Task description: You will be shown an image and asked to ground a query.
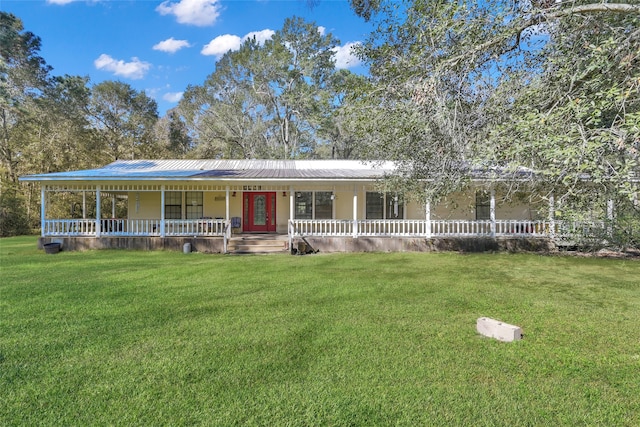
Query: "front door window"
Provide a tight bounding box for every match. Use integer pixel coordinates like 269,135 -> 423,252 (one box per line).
253,195 -> 267,226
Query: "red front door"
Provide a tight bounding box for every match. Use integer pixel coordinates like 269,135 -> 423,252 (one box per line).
243,192 -> 276,233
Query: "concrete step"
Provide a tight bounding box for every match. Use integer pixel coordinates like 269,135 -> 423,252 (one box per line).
227,236 -> 288,254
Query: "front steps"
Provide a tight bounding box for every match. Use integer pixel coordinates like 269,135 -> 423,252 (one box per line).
227,235 -> 289,254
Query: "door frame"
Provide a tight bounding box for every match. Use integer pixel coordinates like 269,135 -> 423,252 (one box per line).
243,192 -> 277,233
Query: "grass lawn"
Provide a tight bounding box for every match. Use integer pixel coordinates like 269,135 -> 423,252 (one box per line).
1,236 -> 639,426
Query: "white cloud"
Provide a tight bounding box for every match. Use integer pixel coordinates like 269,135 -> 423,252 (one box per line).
201,34 -> 242,58
244,29 -> 275,45
332,42 -> 362,69
94,54 -> 151,79
156,0 -> 221,27
163,92 -> 184,103
201,29 -> 274,59
46,0 -> 77,4
317,26 -> 326,36
153,37 -> 191,53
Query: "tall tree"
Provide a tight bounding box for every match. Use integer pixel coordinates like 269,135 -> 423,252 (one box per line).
179,17 -> 352,159
0,12 -> 52,185
153,109 -> 193,158
87,81 -> 160,162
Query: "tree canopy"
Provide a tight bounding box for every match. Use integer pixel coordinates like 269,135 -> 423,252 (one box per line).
177,16 -> 363,159
349,0 -> 639,210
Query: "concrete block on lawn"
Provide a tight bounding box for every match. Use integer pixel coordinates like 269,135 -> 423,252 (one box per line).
477,317 -> 522,342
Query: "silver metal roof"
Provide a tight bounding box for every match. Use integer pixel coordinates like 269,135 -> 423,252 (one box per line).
19,159 -> 396,182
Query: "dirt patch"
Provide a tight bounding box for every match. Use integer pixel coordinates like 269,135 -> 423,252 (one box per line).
557,247 -> 640,260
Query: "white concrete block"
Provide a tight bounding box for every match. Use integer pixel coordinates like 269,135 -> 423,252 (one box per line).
477,317 -> 522,342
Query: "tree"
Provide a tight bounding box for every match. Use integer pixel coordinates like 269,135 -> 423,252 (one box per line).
0,12 -> 52,186
179,17 -> 353,159
0,12 -> 53,235
486,8 -> 640,205
349,1 -> 640,209
153,109 -> 193,158
87,81 -> 160,162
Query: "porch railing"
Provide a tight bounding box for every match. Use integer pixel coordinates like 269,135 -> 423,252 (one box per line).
43,218 -> 228,237
288,219 -> 578,240
43,218 -> 608,243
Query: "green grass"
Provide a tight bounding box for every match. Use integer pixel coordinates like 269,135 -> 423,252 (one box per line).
1,236 -> 639,426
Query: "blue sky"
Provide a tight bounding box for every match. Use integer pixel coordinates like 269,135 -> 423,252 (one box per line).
4,0 -> 374,115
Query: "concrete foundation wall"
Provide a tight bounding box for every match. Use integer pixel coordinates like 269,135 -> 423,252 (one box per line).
39,236 -> 555,254
300,236 -> 555,253
39,237 -> 225,253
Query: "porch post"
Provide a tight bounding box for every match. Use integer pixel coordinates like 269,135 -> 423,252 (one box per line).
40,185 -> 46,237
425,199 -> 432,239
352,186 -> 358,238
549,193 -> 555,239
289,186 -> 294,220
225,186 -> 230,220
490,188 -> 496,237
96,185 -> 101,237
82,191 -> 86,219
607,198 -> 614,237
160,185 -> 166,238
112,195 -> 116,218
289,186 -> 295,250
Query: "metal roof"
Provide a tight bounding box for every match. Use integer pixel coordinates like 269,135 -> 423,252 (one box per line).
19,159 -> 396,182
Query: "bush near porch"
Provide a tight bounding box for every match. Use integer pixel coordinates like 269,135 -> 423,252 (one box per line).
1,236 -> 639,426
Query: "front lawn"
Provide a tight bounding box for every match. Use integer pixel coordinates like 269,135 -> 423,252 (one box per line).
1,236 -> 639,425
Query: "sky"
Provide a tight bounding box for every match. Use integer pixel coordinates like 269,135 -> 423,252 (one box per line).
3,0 -> 374,116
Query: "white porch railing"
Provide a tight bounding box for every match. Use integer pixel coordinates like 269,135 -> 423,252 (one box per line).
292,219 -> 354,236
43,218 -> 228,237
164,219 -> 227,237
44,218 -> 607,243
357,219 -> 429,236
289,219 -> 565,239
43,219 -> 97,236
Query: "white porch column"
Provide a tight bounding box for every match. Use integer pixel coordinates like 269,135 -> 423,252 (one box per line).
96,185 -> 101,237
225,186 -> 230,220
352,186 -> 358,238
160,185 -> 166,238
82,191 -> 86,219
490,188 -> 496,237
549,193 -> 555,238
41,185 -> 46,237
289,187 -> 295,248
289,186 -> 295,220
425,199 -> 432,238
607,198 -> 615,237
111,195 -> 116,218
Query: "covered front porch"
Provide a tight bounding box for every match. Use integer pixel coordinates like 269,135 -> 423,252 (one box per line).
37,182 -> 597,253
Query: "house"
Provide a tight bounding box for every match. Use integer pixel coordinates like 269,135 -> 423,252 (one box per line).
19,159 -> 563,253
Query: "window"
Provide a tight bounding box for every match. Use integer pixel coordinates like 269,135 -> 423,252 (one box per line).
185,191 -> 203,219
295,191 -> 334,219
366,192 -> 384,219
476,191 -> 491,220
164,191 -> 182,219
295,192 -> 313,219
314,192 -> 333,219
366,192 -> 403,219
